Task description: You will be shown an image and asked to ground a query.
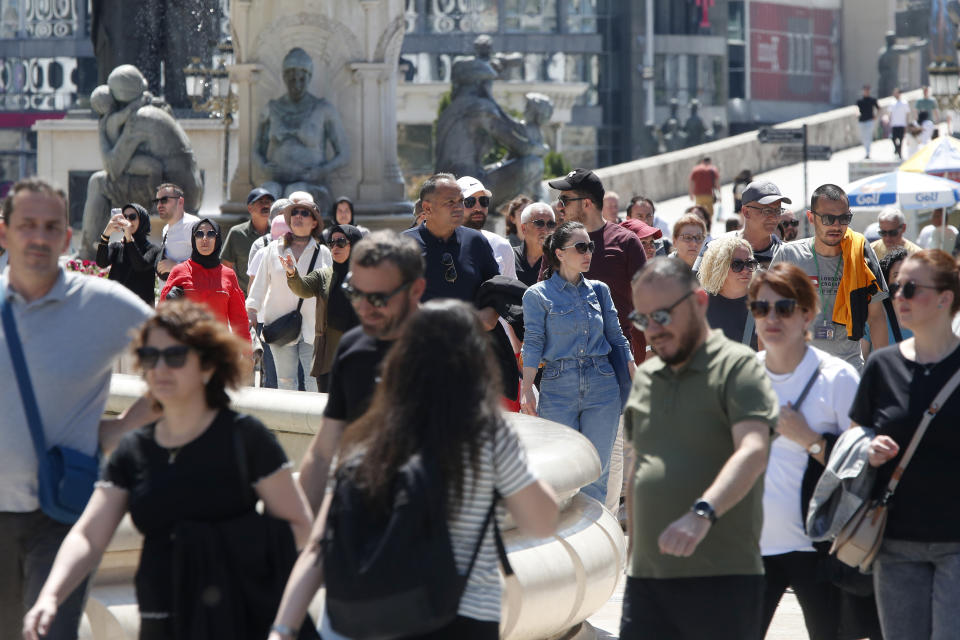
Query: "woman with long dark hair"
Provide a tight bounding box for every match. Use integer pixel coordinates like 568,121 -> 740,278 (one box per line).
268,300 -> 558,640
520,221 -> 633,503
95,202 -> 161,305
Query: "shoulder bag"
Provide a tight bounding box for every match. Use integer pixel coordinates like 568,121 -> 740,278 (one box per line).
589,281 -> 632,411
1,283 -> 99,524
262,244 -> 320,346
830,365 -> 960,572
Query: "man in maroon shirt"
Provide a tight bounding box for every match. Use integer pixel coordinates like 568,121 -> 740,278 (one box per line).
689,156 -> 720,217
547,168 -> 647,362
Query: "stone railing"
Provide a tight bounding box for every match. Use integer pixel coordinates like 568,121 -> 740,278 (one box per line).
84,376 -> 626,640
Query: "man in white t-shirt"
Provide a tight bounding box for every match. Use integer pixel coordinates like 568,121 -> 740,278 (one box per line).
887,87 -> 912,159
153,182 -> 199,281
916,207 -> 959,251
456,176 -> 517,280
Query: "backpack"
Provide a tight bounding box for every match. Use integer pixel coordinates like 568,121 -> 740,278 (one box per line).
321,450 -> 512,639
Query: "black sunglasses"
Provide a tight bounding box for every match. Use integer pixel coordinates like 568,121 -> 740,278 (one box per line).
878,228 -> 902,237
194,229 -> 217,239
290,208 -> 314,218
151,195 -> 179,206
440,252 -> 458,283
779,220 -> 799,228
463,195 -> 490,208
563,241 -> 596,254
557,195 -> 588,208
136,345 -> 190,369
529,219 -> 557,229
341,279 -> 413,308
730,258 -> 759,273
812,211 -> 853,226
328,237 -> 351,248
628,290 -> 694,331
123,211 -> 138,221
749,298 -> 798,319
889,280 -> 940,299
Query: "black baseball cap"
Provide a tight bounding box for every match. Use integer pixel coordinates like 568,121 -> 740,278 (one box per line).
246,187 -> 276,206
548,168 -> 605,205
741,180 -> 792,206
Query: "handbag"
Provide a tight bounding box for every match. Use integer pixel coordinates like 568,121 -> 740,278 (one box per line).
589,281 -> 632,411
1,283 -> 99,525
830,365 -> 960,572
262,244 -> 320,346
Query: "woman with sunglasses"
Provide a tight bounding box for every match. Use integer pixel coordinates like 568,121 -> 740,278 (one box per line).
247,195 -> 332,391
851,249 -> 960,640
159,218 -> 250,342
23,301 -> 312,640
95,202 -> 161,306
698,235 -> 759,350
520,221 -> 633,503
747,263 -> 863,640
283,224 -> 363,392
671,213 -> 708,268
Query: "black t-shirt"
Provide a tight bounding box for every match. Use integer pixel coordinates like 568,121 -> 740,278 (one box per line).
856,96 -> 879,122
101,409 -> 288,613
513,244 -> 542,288
849,343 -> 960,541
706,293 -> 758,350
323,325 -> 393,422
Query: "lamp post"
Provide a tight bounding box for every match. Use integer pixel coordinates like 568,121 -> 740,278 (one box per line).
183,37 -> 239,201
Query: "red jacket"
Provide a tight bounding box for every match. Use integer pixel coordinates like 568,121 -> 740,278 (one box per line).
159,260 -> 251,342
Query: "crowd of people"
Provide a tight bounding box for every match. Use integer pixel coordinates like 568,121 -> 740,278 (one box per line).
2,163 -> 960,640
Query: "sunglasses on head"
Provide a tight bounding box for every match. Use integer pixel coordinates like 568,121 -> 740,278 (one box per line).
889,280 -> 940,299
290,208 -> 314,218
628,290 -> 694,331
440,252 -> 458,283
748,298 -> 798,319
563,241 -> 595,254
463,195 -> 490,208
151,195 -> 179,206
730,258 -> 759,273
878,228 -> 901,237
136,345 -> 190,369
341,279 -> 413,308
194,229 -> 217,239
812,211 -> 853,226
328,237 -> 351,248
529,219 -> 557,229
779,220 -> 799,228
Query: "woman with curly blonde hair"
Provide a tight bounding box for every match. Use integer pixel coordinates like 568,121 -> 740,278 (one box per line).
698,235 -> 759,349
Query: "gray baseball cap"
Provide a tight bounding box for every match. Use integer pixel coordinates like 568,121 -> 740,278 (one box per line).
742,180 -> 792,206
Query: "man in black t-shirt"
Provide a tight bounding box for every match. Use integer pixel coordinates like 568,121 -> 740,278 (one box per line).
297,231 -> 426,512
856,84 -> 880,159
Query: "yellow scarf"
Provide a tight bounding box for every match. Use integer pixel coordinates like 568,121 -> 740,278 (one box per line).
833,228 -> 878,337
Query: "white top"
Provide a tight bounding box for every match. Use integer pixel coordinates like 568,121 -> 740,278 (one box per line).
654,215 -> 672,239
247,234 -> 271,274
160,212 -> 200,263
757,346 -> 860,556
245,237 -> 331,345
481,229 -> 517,280
917,224 -> 959,250
888,98 -> 911,127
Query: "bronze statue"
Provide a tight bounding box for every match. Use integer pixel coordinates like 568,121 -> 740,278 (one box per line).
253,48 -> 350,215
79,65 -> 202,259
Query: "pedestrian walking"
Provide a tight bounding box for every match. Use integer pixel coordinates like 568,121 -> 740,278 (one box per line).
95,203 -> 161,306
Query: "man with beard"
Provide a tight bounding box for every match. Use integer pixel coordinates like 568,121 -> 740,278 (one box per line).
771,183 -> 888,371
621,257 -> 776,640
153,182 -> 199,281
220,187 -> 275,292
295,231 -> 426,511
457,176 -> 517,279
777,209 -> 800,242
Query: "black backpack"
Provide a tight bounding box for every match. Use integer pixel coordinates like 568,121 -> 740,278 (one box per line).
321,451 -> 512,639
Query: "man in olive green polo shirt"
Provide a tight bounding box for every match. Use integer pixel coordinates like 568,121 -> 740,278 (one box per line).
622,257 -> 777,640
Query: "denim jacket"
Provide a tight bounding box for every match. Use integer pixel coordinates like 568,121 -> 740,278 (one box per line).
521,271 -> 631,369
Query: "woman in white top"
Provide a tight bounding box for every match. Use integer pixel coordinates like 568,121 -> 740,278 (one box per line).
749,263 -> 861,640
246,193 -> 331,391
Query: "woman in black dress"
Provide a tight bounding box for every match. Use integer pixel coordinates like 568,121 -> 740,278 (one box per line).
24,301 -> 312,640
95,202 -> 161,305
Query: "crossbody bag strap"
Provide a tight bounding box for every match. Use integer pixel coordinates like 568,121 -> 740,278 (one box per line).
792,362 -> 821,412
292,244 -> 321,314
0,285 -> 49,461
741,310 -> 755,346
588,280 -> 613,350
463,491 -> 514,581
883,365 -> 960,500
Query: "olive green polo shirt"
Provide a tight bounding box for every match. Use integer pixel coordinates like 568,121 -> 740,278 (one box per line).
624,330 -> 778,579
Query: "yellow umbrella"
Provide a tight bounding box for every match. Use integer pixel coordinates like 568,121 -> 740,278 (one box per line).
900,136 -> 960,175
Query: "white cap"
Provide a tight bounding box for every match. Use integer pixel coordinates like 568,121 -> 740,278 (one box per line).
456,176 -> 492,198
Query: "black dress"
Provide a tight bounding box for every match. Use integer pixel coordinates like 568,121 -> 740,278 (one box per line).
95,203 -> 161,306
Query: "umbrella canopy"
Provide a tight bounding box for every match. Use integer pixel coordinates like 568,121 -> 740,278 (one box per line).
900,137 -> 960,174
846,171 -> 960,210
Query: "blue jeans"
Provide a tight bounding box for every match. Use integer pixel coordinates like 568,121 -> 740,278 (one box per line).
538,356 -> 620,503
255,323 -> 278,388
273,338 -> 317,392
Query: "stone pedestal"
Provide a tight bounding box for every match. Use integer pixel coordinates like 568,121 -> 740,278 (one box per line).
227,0 -> 409,220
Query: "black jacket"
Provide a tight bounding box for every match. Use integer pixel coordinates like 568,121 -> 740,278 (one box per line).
94,203 -> 160,305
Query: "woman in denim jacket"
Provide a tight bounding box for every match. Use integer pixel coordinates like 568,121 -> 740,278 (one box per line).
520,221 -> 633,502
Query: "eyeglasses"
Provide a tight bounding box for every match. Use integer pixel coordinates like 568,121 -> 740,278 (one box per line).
557,196 -> 588,208
878,228 -> 902,237
463,195 -> 490,208
529,219 -> 557,229
628,290 -> 694,331
123,211 -> 138,221
136,345 -> 190,369
812,211 -> 853,226
328,237 -> 351,248
779,220 -> 799,228
152,195 -> 179,206
677,233 -> 704,244
441,252 -> 458,283
730,258 -> 759,273
746,205 -> 786,218
889,280 -> 941,299
748,298 -> 798,319
563,241 -> 595,254
341,279 -> 413,308
290,208 -> 313,218
193,229 -> 217,240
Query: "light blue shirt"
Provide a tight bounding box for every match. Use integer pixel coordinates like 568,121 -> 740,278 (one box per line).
521,271 -> 631,367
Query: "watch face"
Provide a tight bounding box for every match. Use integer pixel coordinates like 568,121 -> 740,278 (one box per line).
808,442 -> 822,455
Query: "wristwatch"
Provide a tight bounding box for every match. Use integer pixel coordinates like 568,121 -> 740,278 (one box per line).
691,499 -> 717,524
807,437 -> 825,456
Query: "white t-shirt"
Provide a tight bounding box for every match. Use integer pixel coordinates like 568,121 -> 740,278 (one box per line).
481,229 -> 517,280
916,224 -> 959,250
888,98 -> 911,127
757,346 -> 860,556
161,212 -> 200,263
